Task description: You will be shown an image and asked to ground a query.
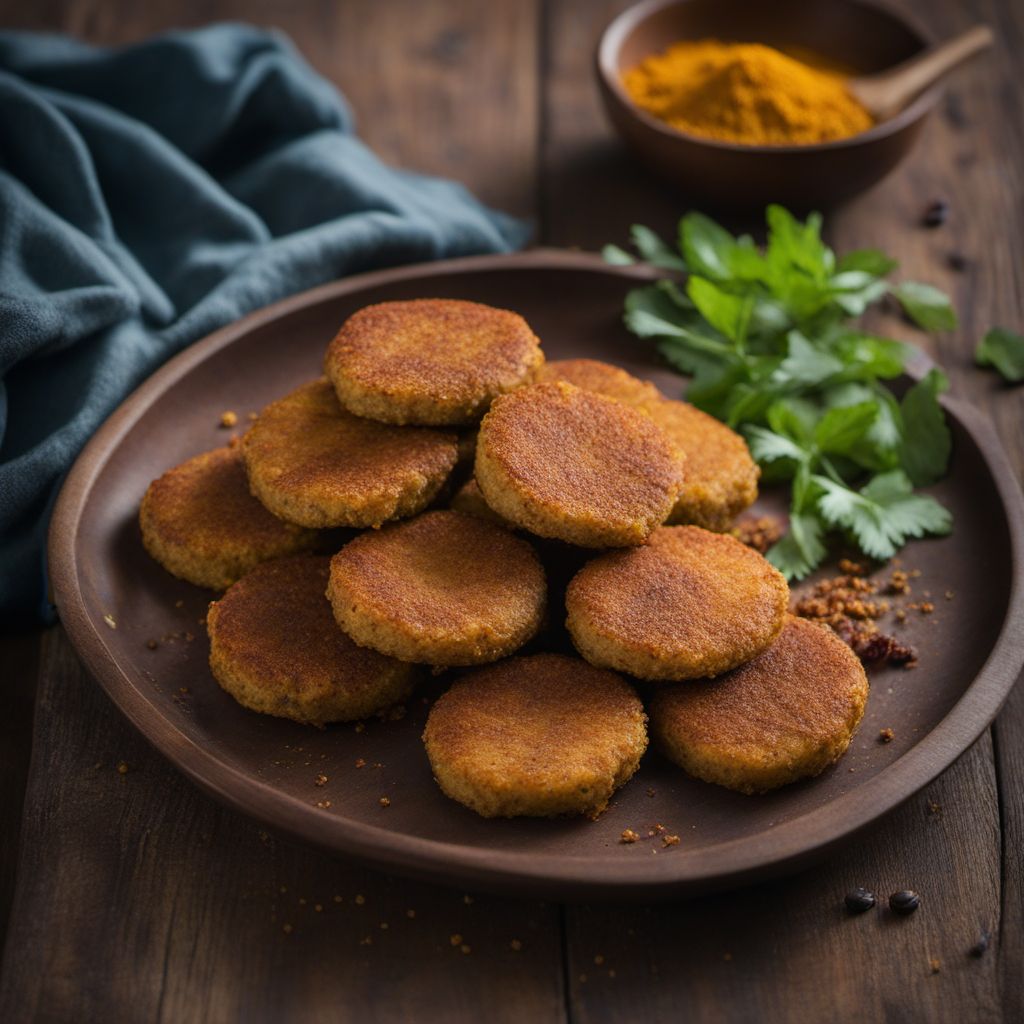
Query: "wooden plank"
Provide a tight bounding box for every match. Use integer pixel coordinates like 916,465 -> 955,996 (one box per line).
0,629 -> 566,1024
0,633 -> 39,953
541,0 -> 1016,1019
0,0 -> 539,217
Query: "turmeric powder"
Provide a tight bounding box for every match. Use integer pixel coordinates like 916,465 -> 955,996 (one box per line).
622,40 -> 873,146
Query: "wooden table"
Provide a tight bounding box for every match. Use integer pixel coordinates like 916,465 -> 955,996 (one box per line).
1,1 -> 1021,1020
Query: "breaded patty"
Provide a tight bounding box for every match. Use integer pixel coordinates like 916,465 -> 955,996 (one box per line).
646,400 -> 759,530
538,358 -> 662,406
449,477 -> 510,526
325,299 -> 544,425
207,556 -> 417,725
541,359 -> 758,530
140,446 -> 317,590
649,616 -> 869,793
566,525 -> 789,680
475,381 -> 686,547
242,379 -> 458,529
422,653 -> 647,818
327,510 -> 546,666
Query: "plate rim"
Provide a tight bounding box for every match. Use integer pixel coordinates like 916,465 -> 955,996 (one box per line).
48,249 -> 1024,899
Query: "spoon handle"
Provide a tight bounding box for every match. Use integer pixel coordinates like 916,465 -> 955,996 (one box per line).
853,24 -> 994,120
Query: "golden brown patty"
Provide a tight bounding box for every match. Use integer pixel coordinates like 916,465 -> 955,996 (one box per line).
541,359 -> 758,530
242,379 -> 458,529
140,446 -> 317,590
207,556 -> 417,725
649,616 -> 869,793
324,299 -> 545,425
566,525 -> 789,680
327,510 -> 546,666
475,381 -> 686,547
422,653 -> 647,818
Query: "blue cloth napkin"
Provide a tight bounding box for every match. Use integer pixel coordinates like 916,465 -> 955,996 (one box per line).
0,24 -> 529,627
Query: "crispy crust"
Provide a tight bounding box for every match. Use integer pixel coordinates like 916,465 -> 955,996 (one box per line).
540,358 -> 757,531
422,653 -> 647,818
475,381 -> 686,547
324,299 -> 545,425
327,510 -> 546,666
242,379 -> 458,529
140,446 -> 317,590
566,525 -> 789,680
207,556 -> 417,725
649,616 -> 869,794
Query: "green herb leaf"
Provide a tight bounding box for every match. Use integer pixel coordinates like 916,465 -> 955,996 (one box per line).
976,327 -> 1024,382
836,249 -> 898,277
894,281 -> 958,332
679,212 -> 740,280
601,244 -> 635,266
899,369 -> 951,486
766,512 -> 826,580
630,225 -> 688,271
744,425 -> 808,466
687,276 -> 751,343
814,470 -> 952,560
766,205 -> 835,280
772,331 -> 844,387
814,402 -> 878,455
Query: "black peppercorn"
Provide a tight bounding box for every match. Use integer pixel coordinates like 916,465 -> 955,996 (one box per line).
947,251 -> 969,272
844,887 -> 876,913
889,890 -> 921,915
922,200 -> 949,228
969,929 -> 991,957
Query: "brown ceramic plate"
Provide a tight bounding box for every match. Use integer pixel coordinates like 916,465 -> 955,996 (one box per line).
49,251 -> 1024,900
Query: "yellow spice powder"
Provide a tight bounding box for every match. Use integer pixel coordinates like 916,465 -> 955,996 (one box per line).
622,40 -> 873,146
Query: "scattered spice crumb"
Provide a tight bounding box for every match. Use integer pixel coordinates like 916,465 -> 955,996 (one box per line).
174,599 -> 184,608
354,722 -> 365,733
103,614 -> 117,630
662,834 -> 681,847
117,761 -> 129,775
220,410 -> 238,428
731,514 -> 784,554
927,800 -> 943,818
379,796 -> 391,808
359,936 -> 373,946
333,895 -> 343,904
620,829 -> 640,844
314,904 -> 323,912
460,944 -> 471,955
145,639 -> 159,650
879,728 -> 895,744
282,923 -> 293,935
510,939 -> 523,951
406,909 -> 416,919
298,897 -> 307,906
355,758 -> 367,768
929,957 -> 941,974
450,934 -> 463,946
355,894 -> 365,905
608,969 -> 617,979
315,799 -> 331,809
594,954 -> 605,965
380,922 -> 389,930
314,774 -> 328,787
646,788 -> 656,798
945,590 -> 955,601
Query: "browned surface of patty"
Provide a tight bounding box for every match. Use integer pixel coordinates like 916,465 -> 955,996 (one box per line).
541,359 -> 757,530
140,446 -> 317,590
324,299 -> 545,425
566,525 -> 789,680
475,381 -> 686,547
207,556 -> 417,725
422,653 -> 648,818
242,379 -> 458,528
327,510 -> 546,666
649,616 -> 869,793
538,358 -> 661,406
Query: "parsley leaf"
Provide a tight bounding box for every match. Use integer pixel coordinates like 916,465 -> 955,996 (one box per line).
900,369 -> 951,486
976,327 -> 1024,382
767,512 -> 826,580
894,281 -> 958,331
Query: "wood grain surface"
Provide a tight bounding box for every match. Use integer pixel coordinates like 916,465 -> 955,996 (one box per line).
0,0 -> 1021,1021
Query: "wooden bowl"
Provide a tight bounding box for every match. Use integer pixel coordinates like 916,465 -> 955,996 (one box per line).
596,0 -> 940,210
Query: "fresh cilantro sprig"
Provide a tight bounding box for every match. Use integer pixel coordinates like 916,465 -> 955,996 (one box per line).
976,327 -> 1024,382
605,205 -> 956,580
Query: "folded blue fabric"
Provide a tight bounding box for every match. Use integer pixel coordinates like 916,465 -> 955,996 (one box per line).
0,24 -> 529,627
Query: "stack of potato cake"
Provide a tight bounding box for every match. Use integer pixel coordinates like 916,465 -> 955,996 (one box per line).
141,299 -> 868,819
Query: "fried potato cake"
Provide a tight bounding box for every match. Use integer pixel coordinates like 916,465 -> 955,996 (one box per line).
327,510 -> 546,666
422,653 -> 647,818
540,358 -> 758,531
207,556 -> 416,726
140,446 -> 317,590
649,616 -> 869,793
475,381 -> 686,547
566,525 -> 789,680
325,299 -> 544,425
242,379 -> 458,529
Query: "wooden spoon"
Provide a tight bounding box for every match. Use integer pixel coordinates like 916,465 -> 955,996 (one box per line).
849,25 -> 994,121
